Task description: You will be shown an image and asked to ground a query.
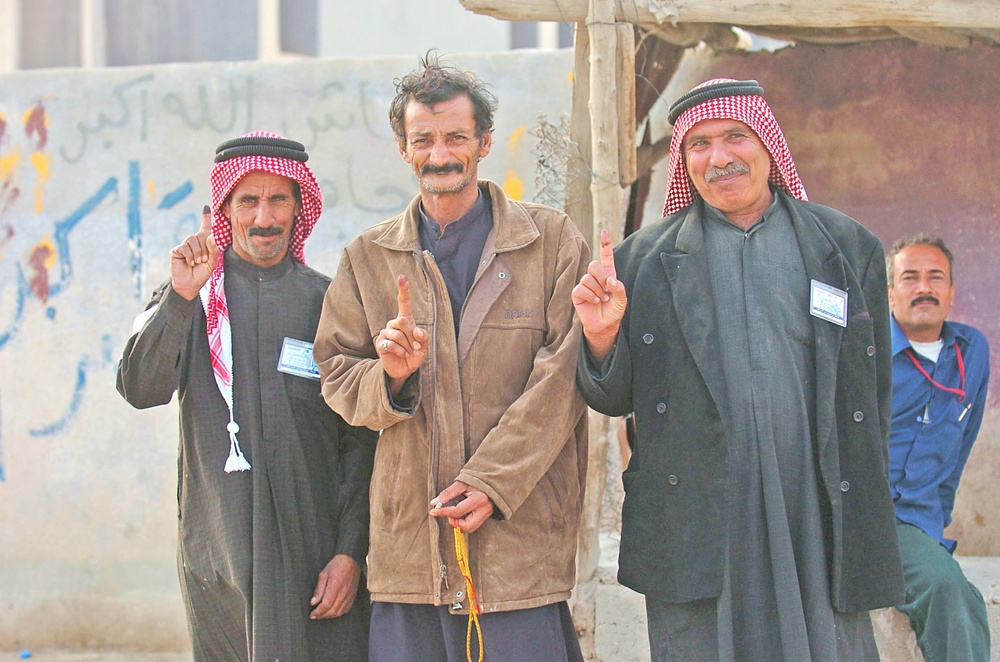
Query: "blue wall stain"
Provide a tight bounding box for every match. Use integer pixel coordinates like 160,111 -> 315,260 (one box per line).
128,161 -> 142,299
0,267 -> 28,350
51,177 -> 119,295
159,181 -> 193,210
46,307 -> 56,320
29,359 -> 87,437
1,179 -> 119,351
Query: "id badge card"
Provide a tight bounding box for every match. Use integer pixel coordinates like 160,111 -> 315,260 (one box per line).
809,279 -> 848,327
277,337 -> 321,380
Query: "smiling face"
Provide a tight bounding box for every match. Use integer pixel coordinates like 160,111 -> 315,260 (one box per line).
223,171 -> 301,268
889,243 -> 955,342
683,117 -> 773,227
397,94 -> 492,197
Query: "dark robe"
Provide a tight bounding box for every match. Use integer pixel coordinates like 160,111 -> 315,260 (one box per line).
117,248 -> 375,661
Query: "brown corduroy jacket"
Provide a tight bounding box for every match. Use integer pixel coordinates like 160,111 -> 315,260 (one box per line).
314,180 -> 589,613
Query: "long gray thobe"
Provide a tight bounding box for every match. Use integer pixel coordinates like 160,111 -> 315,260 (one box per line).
700,195 -> 878,661
117,248 -> 375,661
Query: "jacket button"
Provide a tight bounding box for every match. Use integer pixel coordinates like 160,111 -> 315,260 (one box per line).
643,333 -> 654,344
667,475 -> 679,486
866,345 -> 875,356
853,410 -> 864,422
840,481 -> 850,492
656,402 -> 666,414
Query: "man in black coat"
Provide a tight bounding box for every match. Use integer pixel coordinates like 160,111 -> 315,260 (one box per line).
574,79 -> 904,661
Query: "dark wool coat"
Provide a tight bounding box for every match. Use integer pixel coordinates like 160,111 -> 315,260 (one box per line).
578,190 -> 905,612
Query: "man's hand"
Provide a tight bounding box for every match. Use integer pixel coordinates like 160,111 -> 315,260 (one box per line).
170,205 -> 219,300
430,481 -> 494,534
572,229 -> 627,361
309,554 -> 361,619
376,274 -> 430,396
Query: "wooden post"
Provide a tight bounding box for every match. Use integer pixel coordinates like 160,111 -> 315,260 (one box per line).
568,1 -> 633,659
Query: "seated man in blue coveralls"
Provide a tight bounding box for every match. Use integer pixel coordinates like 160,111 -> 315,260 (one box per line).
887,233 -> 991,661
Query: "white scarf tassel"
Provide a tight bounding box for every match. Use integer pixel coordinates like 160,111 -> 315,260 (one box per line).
224,418 -> 251,473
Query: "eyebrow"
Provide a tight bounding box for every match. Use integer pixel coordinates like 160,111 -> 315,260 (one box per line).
900,267 -> 947,275
684,127 -> 744,146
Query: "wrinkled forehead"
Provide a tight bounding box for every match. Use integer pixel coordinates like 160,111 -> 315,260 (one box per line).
403,95 -> 477,133
228,170 -> 299,198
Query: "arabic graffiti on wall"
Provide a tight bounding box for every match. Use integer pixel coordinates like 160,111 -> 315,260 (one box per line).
0,53 -> 573,483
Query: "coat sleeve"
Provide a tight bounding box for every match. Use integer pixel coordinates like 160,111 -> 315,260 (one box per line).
333,417 -> 378,564
575,325 -> 634,417
314,247 -> 417,431
116,281 -> 199,409
456,223 -> 590,519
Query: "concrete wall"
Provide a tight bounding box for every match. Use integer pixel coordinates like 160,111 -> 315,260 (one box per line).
0,49 -> 573,651
317,0 -> 510,58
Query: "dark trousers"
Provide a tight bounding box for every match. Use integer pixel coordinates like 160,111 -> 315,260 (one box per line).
369,601 -> 583,662
896,522 -> 990,662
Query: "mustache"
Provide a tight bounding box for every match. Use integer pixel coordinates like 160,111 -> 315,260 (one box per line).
421,162 -> 464,176
705,162 -> 749,183
911,295 -> 939,307
247,226 -> 284,237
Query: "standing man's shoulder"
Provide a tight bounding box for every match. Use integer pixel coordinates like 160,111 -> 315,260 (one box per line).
290,261 -> 334,296
951,320 -> 991,355
789,195 -> 880,246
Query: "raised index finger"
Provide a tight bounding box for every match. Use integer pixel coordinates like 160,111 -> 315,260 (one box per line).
599,228 -> 617,281
396,274 -> 412,318
199,204 -> 213,234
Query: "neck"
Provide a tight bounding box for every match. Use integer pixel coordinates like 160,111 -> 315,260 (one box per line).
419,183 -> 480,227
723,189 -> 773,231
906,326 -> 944,344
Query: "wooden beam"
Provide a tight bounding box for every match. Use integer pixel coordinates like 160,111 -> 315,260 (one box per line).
459,0 -> 1000,30
616,24 -> 637,186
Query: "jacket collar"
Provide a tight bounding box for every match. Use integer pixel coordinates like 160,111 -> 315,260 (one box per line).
890,314 -> 966,356
374,180 -> 539,253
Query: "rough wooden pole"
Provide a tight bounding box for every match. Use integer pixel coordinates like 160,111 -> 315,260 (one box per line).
568,1 -> 632,659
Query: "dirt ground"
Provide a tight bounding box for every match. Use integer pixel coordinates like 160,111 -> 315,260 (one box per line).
0,532 -> 650,662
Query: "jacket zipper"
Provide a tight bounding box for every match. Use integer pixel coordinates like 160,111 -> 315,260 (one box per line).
420,250 -> 451,601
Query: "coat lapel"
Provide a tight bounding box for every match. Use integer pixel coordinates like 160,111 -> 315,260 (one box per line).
786,195 -> 848,460
662,207 -> 728,411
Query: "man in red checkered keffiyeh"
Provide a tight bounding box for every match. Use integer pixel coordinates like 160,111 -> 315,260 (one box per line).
574,79 -> 904,660
662,77 -> 807,218
117,131 -> 375,659
201,131 -> 323,472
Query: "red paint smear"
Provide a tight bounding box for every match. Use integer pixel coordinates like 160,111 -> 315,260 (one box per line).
0,115 -> 6,145
28,244 -> 52,303
25,102 -> 47,150
1,179 -> 20,215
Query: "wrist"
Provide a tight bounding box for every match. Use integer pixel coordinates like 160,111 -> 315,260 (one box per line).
584,328 -> 618,362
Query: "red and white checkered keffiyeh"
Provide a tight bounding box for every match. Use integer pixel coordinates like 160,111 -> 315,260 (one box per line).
662,78 -> 808,217
200,130 -> 323,473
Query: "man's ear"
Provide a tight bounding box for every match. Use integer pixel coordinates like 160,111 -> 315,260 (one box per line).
397,136 -> 409,162
478,131 -> 493,160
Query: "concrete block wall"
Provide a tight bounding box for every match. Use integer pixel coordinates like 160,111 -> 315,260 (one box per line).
0,49 -> 573,651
